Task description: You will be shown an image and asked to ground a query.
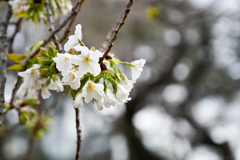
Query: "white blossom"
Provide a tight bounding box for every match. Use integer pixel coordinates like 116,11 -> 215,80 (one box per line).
41,78 -> 64,99
121,75 -> 135,92
61,65 -> 81,90
81,81 -> 105,110
74,93 -> 83,109
41,87 -> 51,99
64,24 -> 83,52
53,53 -> 72,76
130,59 -> 146,80
9,0 -> 28,12
17,64 -> 47,98
116,84 -> 131,104
47,77 -> 64,92
18,64 -> 42,89
104,89 -> 120,108
71,47 -> 103,77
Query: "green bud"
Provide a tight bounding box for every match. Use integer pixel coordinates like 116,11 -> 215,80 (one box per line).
26,116 -> 52,140
23,98 -> 40,106
19,109 -> 37,125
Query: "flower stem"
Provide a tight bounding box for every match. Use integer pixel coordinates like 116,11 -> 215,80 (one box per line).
75,107 -> 82,160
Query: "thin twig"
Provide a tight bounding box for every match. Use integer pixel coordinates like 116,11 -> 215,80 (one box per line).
22,135 -> 34,160
0,3 -> 12,127
10,0 -> 84,107
99,0 -> 134,64
8,18 -> 22,53
100,6 -> 126,51
45,0 -> 62,52
75,108 -> 82,160
60,0 -> 85,43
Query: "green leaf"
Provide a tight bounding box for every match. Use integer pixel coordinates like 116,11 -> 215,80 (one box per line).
8,64 -> 23,70
7,53 -> 28,63
30,40 -> 43,53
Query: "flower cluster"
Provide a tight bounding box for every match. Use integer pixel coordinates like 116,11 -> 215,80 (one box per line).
17,43 -> 64,99
17,24 -> 145,111
17,64 -> 64,99
9,0 -> 72,24
53,24 -> 146,110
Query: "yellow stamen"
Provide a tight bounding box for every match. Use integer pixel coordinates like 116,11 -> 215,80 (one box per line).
64,57 -> 69,62
82,54 -> 91,65
86,82 -> 95,91
90,46 -> 95,51
69,73 -> 76,79
30,69 -> 35,75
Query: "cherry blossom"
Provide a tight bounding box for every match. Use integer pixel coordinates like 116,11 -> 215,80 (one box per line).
64,24 -> 83,52
130,59 -> 146,80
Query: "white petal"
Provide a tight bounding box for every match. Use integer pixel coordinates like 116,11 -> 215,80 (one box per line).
27,89 -> 38,98
95,99 -> 104,111
116,84 -> 130,103
16,84 -> 27,98
64,35 -> 78,52
130,59 -> 146,80
74,45 -> 89,52
70,54 -> 82,66
82,81 -> 104,103
74,24 -> 82,41
74,94 -> 83,109
53,53 -> 72,75
41,88 -> 51,99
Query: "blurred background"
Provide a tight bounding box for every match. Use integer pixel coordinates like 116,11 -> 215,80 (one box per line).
1,0 -> 240,159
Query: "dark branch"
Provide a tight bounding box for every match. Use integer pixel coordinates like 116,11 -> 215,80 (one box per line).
60,0 -> 85,43
75,108 -> 82,160
45,0 -> 62,52
22,135 -> 34,160
99,0 -> 134,64
0,3 -> 12,127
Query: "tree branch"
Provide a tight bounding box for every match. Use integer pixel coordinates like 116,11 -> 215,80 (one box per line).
10,0 -> 85,107
0,3 -> 12,127
75,108 -> 82,160
60,0 -> 85,43
45,0 -> 62,52
99,0 -> 134,64
22,135 -> 34,160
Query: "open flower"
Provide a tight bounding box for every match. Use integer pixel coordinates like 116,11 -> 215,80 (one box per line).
71,47 -> 103,77
104,89 -> 120,108
116,84 -> 131,104
53,53 -> 72,76
9,0 -> 28,12
130,59 -> 146,80
81,81 -> 105,110
121,75 -> 135,92
17,64 -> 46,98
41,77 -> 64,99
64,24 -> 83,52
61,65 -> 81,90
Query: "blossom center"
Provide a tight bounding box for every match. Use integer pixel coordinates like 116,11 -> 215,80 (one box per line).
86,82 -> 95,91
69,73 -> 76,80
64,57 -> 69,62
82,54 -> 91,65
30,69 -> 35,75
